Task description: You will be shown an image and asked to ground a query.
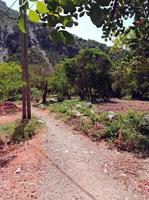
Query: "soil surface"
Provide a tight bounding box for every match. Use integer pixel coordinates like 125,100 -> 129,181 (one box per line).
0,100 -> 149,200
0,102 -> 21,115
0,133 -> 46,200
96,98 -> 149,112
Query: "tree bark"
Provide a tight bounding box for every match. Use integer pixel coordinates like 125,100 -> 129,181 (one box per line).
19,0 -> 31,120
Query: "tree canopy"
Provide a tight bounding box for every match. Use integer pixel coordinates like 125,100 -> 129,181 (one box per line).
19,0 -> 148,44
0,62 -> 22,100
110,31 -> 149,100
50,48 -> 112,101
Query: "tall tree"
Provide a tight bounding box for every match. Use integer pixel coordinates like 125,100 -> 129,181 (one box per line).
19,0 -> 31,120
51,48 -> 112,101
110,30 -> 149,99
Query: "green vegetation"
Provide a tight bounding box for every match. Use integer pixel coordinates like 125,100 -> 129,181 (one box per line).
0,122 -> 15,137
110,30 -> 149,100
0,0 -> 148,153
0,62 -> 22,101
49,99 -> 94,118
100,111 -> 149,151
22,0 -> 148,44
50,48 -> 112,101
49,99 -> 149,152
0,118 -> 44,144
30,64 -> 52,104
12,118 -> 44,143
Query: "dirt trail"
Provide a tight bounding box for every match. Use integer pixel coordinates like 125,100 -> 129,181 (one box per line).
32,108 -> 148,200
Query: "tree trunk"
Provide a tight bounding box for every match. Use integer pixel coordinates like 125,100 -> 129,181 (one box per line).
19,0 -> 31,120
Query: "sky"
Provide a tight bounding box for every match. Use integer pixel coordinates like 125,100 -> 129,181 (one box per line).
3,0 -> 133,46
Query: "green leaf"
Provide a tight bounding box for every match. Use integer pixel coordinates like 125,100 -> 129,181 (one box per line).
95,0 -> 110,6
63,17 -> 73,27
60,0 -> 76,14
18,14 -> 26,33
59,30 -> 74,45
89,4 -> 103,27
50,29 -> 74,45
79,12 -> 85,17
49,29 -> 60,43
73,0 -> 82,6
36,1 -> 48,14
28,10 -> 40,23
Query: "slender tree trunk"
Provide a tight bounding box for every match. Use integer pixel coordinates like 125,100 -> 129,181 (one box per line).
19,0 -> 31,120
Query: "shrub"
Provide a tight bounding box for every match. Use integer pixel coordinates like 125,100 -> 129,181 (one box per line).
100,111 -> 149,151
57,94 -> 65,102
49,99 -> 95,119
12,118 -> 44,143
0,62 -> 22,101
31,88 -> 42,101
0,123 -> 15,136
49,99 -> 149,152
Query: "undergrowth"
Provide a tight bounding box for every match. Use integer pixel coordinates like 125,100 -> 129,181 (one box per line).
0,118 -> 44,144
49,99 -> 149,152
49,99 -> 95,119
0,122 -> 15,136
12,117 -> 44,143
100,111 -> 149,151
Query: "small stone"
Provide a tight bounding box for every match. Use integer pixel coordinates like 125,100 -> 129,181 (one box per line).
75,111 -> 82,117
38,119 -> 45,124
104,169 -> 108,173
120,173 -> 127,177
144,114 -> 149,123
107,114 -> 115,121
107,111 -> 116,121
85,102 -> 93,108
15,167 -> 21,174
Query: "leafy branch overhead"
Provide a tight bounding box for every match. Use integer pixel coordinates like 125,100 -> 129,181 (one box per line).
18,0 -> 149,44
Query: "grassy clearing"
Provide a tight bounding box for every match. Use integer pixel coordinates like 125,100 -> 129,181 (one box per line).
0,117 -> 44,144
49,99 -> 149,152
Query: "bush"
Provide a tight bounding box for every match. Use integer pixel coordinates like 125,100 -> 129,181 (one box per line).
49,99 -> 149,152
0,123 -> 15,137
31,88 -> 42,101
57,94 -> 65,102
122,95 -> 132,100
12,118 -> 44,143
0,62 -> 22,101
49,99 -> 95,119
100,111 -> 149,151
